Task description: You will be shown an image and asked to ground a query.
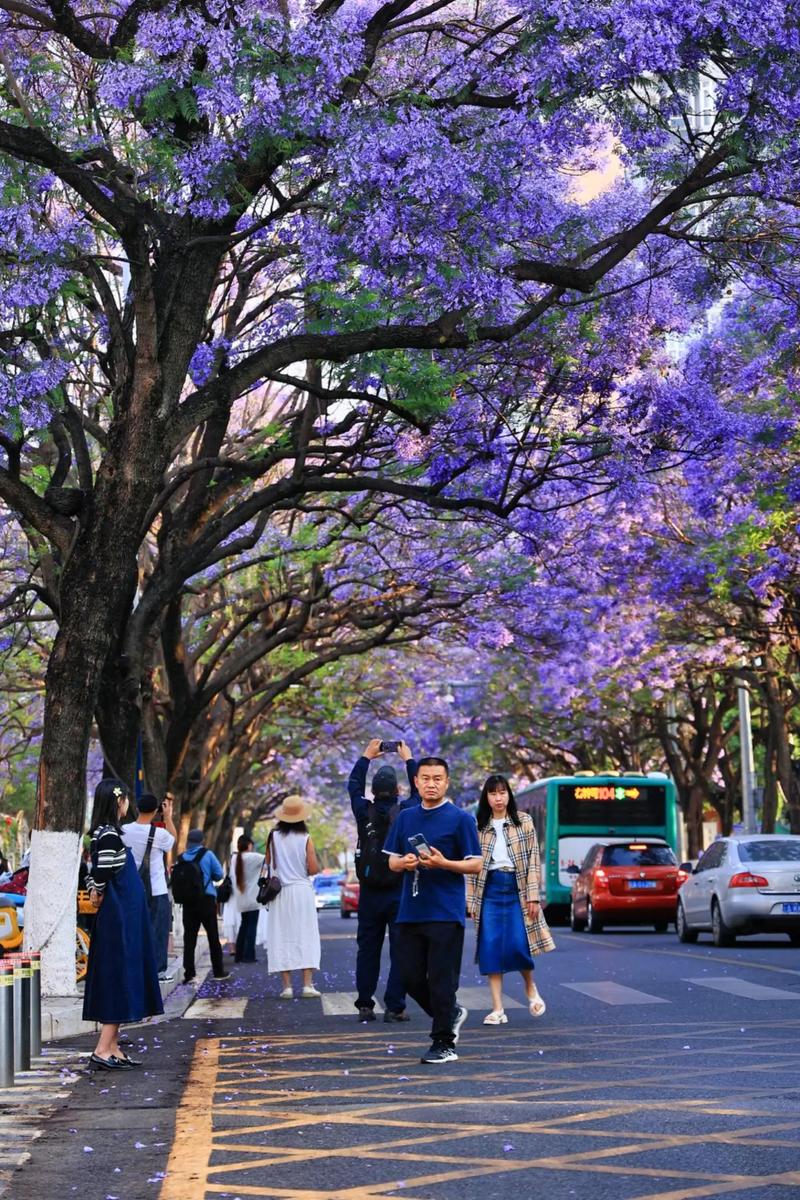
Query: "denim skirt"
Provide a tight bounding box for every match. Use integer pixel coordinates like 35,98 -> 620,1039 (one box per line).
478,870 -> 535,974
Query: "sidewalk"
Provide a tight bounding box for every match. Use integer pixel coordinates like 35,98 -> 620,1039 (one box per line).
41,905 -> 219,1040
0,945 -> 213,1200
40,946 -> 209,1040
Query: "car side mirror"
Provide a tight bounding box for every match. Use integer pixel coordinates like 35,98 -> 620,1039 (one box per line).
679,862 -> 694,874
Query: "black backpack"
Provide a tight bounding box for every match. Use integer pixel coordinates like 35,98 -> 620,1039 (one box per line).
355,805 -> 399,890
170,848 -> 207,905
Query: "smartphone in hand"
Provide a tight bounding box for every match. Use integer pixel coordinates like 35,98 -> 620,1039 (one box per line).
408,833 -> 431,858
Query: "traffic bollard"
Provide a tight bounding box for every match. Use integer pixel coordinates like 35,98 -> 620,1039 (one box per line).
0,962 -> 14,1088
28,951 -> 42,1058
12,954 -> 31,1074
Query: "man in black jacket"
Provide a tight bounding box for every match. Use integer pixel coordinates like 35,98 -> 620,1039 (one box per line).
348,738 -> 418,1023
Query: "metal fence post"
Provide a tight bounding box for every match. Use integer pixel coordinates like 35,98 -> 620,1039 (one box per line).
0,962 -> 14,1088
12,954 -> 31,1074
28,951 -> 42,1059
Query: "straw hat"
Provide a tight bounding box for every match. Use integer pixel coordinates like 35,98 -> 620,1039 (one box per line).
273,794 -> 311,823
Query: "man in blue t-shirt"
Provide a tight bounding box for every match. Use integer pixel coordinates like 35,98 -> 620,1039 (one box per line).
384,757 -> 481,1064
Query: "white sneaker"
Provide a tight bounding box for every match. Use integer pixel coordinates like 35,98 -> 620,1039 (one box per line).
158,971 -> 175,982
279,987 -> 293,999
301,986 -> 321,998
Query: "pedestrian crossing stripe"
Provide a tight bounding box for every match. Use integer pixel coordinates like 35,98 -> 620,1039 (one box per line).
321,988 -> 524,1015
683,976 -> 800,1001
562,981 -> 668,1005
183,998 -> 248,1019
456,986 -> 524,1010
318,975 -> 800,1014
322,993 -> 384,1016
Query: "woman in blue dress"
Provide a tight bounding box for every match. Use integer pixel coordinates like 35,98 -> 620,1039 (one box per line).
83,778 -> 163,1069
468,774 -> 555,1025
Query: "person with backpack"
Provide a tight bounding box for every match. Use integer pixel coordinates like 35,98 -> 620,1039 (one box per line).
348,738 -> 419,1023
121,793 -> 177,980
172,828 -> 231,984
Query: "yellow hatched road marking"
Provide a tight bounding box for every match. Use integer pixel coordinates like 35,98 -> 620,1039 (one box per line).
160,1026 -> 800,1200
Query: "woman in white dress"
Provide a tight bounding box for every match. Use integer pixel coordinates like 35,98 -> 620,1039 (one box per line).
233,834 -> 264,963
265,795 -> 322,998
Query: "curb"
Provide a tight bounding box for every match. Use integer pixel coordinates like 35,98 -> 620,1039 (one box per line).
40,947 -> 211,1042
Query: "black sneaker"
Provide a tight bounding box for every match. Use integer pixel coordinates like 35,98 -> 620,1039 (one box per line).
183,974 -> 196,985
383,1009 -> 410,1023
420,1044 -> 458,1064
357,1006 -> 376,1023
213,971 -> 233,981
452,1004 -> 468,1044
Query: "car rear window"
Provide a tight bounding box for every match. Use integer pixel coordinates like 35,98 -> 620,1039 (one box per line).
601,845 -> 676,867
738,840 -> 800,863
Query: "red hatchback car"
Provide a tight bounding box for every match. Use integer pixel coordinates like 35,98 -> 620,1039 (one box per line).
570,838 -> 689,933
340,872 -> 360,918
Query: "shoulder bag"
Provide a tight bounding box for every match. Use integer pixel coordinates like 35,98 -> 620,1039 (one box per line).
257,831 -> 282,905
138,824 -> 157,901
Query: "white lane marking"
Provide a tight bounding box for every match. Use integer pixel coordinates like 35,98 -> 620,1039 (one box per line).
322,992 -> 384,1016
562,981 -> 669,1005
457,986 -> 524,1010
683,976 -> 800,1001
183,998 -> 248,1019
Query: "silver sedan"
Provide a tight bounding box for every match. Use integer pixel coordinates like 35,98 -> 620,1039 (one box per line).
676,834 -> 800,947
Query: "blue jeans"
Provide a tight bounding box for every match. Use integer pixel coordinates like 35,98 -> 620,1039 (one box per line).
356,888 -> 406,1013
148,892 -> 171,974
235,909 -> 259,962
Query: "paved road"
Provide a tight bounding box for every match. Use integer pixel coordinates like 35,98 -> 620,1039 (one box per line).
10,914 -> 800,1200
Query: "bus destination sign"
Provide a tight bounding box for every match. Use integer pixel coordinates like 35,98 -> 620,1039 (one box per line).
558,783 -> 666,826
573,785 -> 642,801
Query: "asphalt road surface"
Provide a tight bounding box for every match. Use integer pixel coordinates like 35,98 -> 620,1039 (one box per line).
10,912 -> 800,1200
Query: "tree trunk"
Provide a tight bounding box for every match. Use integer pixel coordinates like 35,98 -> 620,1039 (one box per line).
95,657 -> 142,797
763,668 -> 800,832
29,407 -> 168,992
717,752 -> 738,835
685,784 -> 705,858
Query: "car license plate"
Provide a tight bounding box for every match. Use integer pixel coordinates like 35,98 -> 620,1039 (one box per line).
628,881 -> 657,889
782,902 -> 800,914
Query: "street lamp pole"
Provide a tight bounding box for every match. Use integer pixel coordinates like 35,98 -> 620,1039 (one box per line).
737,679 -> 756,834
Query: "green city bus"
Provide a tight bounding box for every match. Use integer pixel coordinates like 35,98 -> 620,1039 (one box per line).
516,773 -> 680,919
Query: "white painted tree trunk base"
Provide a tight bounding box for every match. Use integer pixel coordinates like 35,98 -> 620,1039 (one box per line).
24,830 -> 82,997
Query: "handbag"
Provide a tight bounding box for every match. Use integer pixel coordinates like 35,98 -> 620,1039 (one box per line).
216,874 -> 233,905
256,832 -> 282,905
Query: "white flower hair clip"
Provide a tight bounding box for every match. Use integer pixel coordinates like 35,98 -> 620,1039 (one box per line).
113,786 -> 123,798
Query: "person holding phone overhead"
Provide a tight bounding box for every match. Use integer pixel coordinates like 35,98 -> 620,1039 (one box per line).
384,757 -> 481,1064
348,737 -> 419,1023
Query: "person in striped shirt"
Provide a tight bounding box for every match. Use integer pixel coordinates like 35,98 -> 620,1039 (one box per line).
83,779 -> 163,1070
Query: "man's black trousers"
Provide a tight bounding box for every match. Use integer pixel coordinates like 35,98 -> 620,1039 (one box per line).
182,894 -> 225,979
355,887 -> 406,1013
394,921 -> 464,1046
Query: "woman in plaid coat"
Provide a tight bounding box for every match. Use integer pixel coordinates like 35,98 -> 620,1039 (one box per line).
467,775 -> 555,1024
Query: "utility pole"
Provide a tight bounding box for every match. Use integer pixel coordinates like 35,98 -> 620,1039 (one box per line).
737,679 -> 756,834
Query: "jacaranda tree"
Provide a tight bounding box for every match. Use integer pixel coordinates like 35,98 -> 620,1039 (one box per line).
3,0 -> 800,988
